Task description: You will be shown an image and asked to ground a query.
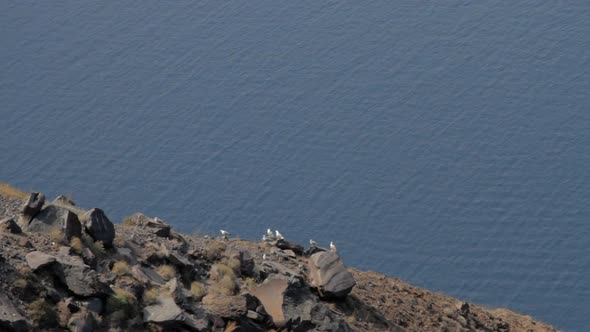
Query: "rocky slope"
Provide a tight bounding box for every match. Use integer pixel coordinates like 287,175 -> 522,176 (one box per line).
0,184 -> 558,331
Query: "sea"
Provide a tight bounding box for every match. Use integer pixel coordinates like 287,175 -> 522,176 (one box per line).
1,2 -> 588,330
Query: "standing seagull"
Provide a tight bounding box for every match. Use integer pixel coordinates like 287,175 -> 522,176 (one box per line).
329,241 -> 337,252
267,229 -> 274,237
275,230 -> 284,240
220,230 -> 230,240
309,239 -> 318,247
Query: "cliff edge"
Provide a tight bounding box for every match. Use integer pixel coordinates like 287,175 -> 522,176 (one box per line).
0,184 -> 558,331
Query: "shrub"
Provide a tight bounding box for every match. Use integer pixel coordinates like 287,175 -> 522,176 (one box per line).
224,321 -> 239,332
226,257 -> 241,275
81,234 -> 106,258
112,261 -> 130,276
0,183 -> 28,199
156,265 -> 176,281
210,263 -> 234,281
203,241 -> 226,262
28,299 -> 58,328
143,288 -> 160,305
190,281 -> 206,300
218,275 -> 237,295
70,236 -> 83,254
244,277 -> 256,291
106,287 -> 137,318
50,227 -> 64,244
122,215 -> 135,227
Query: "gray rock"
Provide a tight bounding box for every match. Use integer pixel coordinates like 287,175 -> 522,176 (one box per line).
28,204 -> 82,241
81,208 -> 115,246
275,239 -> 304,256
80,298 -> 103,314
143,297 -> 183,323
0,293 -> 27,332
125,213 -> 171,237
239,251 -> 255,277
0,217 -> 21,234
116,247 -> 138,265
59,246 -> 72,256
53,195 -> 76,206
81,248 -> 97,268
26,251 -> 56,271
131,265 -> 166,285
21,191 -> 45,224
67,311 -> 95,332
54,260 -> 106,296
307,251 -> 356,299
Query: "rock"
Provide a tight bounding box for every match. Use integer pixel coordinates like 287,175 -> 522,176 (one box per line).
247,310 -> 263,321
125,213 -> 171,237
64,297 -> 81,313
0,293 -> 27,332
28,205 -> 82,241
21,191 -> 45,224
81,248 -> 97,268
81,208 -> 115,246
0,217 -> 21,234
26,251 -> 56,270
59,246 -> 73,256
202,293 -> 247,319
53,259 -> 107,296
252,277 -> 289,328
262,261 -> 302,278
131,265 -> 166,285
80,298 -> 103,314
143,297 -> 183,322
18,238 -> 32,248
275,239 -> 304,256
116,247 -> 138,265
307,251 -> 356,299
53,195 -> 76,206
239,251 -> 255,277
168,251 -> 192,268
67,310 -> 95,332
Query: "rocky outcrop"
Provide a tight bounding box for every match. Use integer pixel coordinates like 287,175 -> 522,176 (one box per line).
307,251 -> 356,299
0,217 -> 21,234
81,208 -> 115,246
28,205 -> 82,241
0,187 -> 560,332
20,192 -> 45,226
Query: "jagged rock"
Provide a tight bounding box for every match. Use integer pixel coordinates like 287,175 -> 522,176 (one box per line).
131,265 -> 166,285
68,310 -> 95,332
80,298 -> 103,314
252,277 -> 289,328
81,248 -> 97,268
53,195 -> 76,206
125,213 -> 171,237
239,251 -> 255,277
0,293 -> 27,332
116,247 -> 138,265
28,205 -> 82,241
53,259 -> 107,297
59,246 -> 72,256
0,217 -> 21,233
307,251 -> 356,299
275,239 -> 304,256
168,251 -> 192,268
18,237 -> 32,248
202,293 -> 247,319
143,297 -> 183,322
262,261 -> 302,278
64,297 -> 80,313
21,191 -> 45,225
26,251 -> 56,270
81,208 -> 115,246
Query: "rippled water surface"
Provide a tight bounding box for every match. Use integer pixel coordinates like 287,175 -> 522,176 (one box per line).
1,2 -> 589,330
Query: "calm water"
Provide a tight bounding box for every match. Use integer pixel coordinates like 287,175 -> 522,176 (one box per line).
1,2 -> 589,330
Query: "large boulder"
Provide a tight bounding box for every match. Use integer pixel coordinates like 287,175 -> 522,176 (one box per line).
124,213 -> 171,237
81,208 -> 115,246
26,251 -> 56,271
0,294 -> 27,332
143,297 -> 207,331
28,205 -> 82,241
20,192 -> 45,225
307,251 -> 356,299
53,259 -> 108,297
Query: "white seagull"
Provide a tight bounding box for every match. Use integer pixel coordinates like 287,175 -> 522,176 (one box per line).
267,229 -> 274,237
309,239 -> 318,247
330,241 -> 337,252
263,254 -> 267,260
220,230 -> 230,239
275,230 -> 284,240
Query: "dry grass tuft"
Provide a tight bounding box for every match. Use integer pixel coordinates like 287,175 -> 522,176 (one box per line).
70,236 -> 83,254
244,277 -> 257,292
143,288 -> 160,305
204,241 -> 226,262
190,281 -> 207,300
218,275 -> 237,295
13,278 -> 28,289
122,215 -> 136,227
224,321 -> 239,332
225,257 -> 241,275
50,227 -> 64,244
211,263 -> 235,281
156,265 -> 176,281
0,183 -> 28,199
112,261 -> 130,276
106,287 -> 137,318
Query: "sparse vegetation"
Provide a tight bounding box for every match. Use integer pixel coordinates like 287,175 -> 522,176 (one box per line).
13,278 -> 28,289
50,226 -> 64,244
70,236 -> 83,254
224,321 -> 239,332
106,287 -> 137,318
244,277 -> 256,291
143,288 -> 160,305
226,257 -> 241,275
190,281 -> 207,300
0,182 -> 28,199
82,234 -> 106,257
28,298 -> 58,328
122,214 -> 136,227
156,264 -> 176,281
204,241 -> 226,261
112,260 -> 130,276
210,263 -> 238,295
218,275 -> 237,295
113,234 -> 126,248
211,263 -> 235,281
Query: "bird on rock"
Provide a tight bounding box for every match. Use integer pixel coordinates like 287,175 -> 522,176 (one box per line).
275,230 -> 284,240
330,241 -> 337,252
220,230 -> 230,239
309,239 -> 318,247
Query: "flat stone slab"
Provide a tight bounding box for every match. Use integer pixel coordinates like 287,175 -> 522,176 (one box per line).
26,251 -> 56,270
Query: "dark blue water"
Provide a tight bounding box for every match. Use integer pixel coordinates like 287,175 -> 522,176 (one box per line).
1,2 -> 589,330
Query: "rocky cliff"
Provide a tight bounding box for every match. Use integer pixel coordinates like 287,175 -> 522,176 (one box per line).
0,184 -> 558,332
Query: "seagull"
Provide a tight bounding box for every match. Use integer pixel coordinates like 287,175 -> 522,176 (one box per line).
220,230 -> 230,239
275,230 -> 284,240
263,254 -> 267,260
309,239 -> 318,247
267,229 -> 273,237
330,241 -> 337,252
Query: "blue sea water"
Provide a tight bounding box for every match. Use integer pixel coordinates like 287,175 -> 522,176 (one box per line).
1,2 -> 589,330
